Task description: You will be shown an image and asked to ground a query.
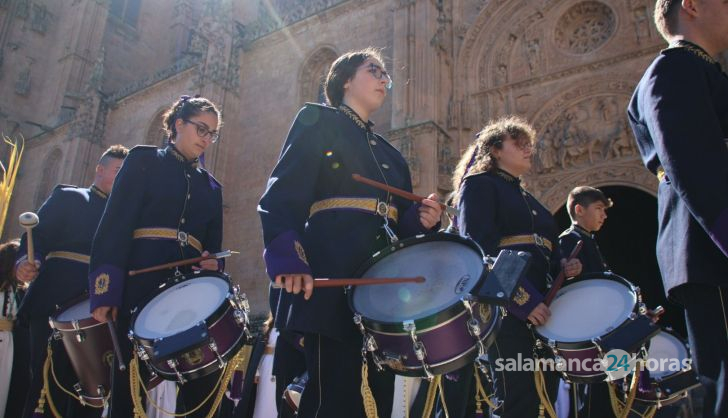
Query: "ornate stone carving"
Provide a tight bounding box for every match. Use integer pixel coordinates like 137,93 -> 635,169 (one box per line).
554,1 -> 616,54
535,95 -> 635,173
31,3 -> 52,34
527,162 -> 657,211
631,6 -> 651,43
15,0 -> 29,19
396,135 -> 420,187
437,133 -> 457,191
299,47 -> 338,104
15,67 -> 31,96
240,0 -> 348,43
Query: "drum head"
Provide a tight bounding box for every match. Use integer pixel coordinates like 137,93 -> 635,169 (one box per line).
56,298 -> 92,322
351,236 -> 484,322
536,277 -> 636,342
134,275 -> 229,339
646,331 -> 689,378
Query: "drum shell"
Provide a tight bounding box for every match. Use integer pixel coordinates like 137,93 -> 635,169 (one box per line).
130,272 -> 249,382
50,296 -> 114,407
364,302 -> 501,377
534,272 -> 654,384
350,233 -> 500,377
630,329 -> 702,407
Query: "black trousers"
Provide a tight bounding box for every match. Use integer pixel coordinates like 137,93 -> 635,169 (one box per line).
487,315 -> 560,418
273,330 -> 306,418
297,333 -> 394,418
107,314 -> 223,418
672,284 -> 728,418
22,318 -> 100,418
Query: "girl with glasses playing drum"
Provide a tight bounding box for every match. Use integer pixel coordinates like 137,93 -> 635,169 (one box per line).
88,95 -> 225,418
258,48 -> 442,417
450,116 -> 581,418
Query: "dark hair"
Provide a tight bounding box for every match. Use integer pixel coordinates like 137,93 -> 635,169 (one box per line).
0,239 -> 20,292
162,95 -> 222,142
567,186 -> 613,220
654,0 -> 681,40
98,144 -> 129,165
324,47 -> 385,108
451,116 -> 536,206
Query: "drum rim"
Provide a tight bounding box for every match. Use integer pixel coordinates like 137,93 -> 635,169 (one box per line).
349,232 -> 488,326
130,271 -> 232,341
533,271 -> 639,347
50,292 -> 103,330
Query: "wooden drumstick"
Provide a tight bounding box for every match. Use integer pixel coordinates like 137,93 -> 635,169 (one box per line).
352,173 -> 458,217
544,240 -> 583,306
128,250 -> 238,276
106,311 -> 126,372
271,276 -> 425,289
18,212 -> 39,265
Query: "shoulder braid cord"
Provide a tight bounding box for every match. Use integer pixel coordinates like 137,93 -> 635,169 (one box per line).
472,364 -> 497,414
607,360 -> 657,418
37,343 -> 108,418
129,347 -> 246,418
534,365 -> 558,418
361,361 -> 380,418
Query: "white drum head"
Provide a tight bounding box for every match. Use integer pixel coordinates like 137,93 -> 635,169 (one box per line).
352,239 -> 484,322
536,278 -> 636,342
134,276 -> 229,339
56,298 -> 92,322
646,331 -> 688,378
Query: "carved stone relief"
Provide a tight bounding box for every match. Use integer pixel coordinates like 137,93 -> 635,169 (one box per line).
554,1 -> 616,54
535,94 -> 635,173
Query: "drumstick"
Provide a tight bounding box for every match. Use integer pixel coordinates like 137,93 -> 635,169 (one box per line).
19,212 -> 39,265
128,250 -> 238,276
106,312 -> 126,372
544,240 -> 584,306
352,173 -> 458,217
271,276 -> 425,289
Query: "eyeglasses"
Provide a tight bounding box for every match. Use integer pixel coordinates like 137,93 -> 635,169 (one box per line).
361,63 -> 393,90
183,119 -> 219,143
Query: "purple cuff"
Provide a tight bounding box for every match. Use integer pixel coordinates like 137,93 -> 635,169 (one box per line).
506,279 -> 545,321
710,209 -> 728,258
400,203 -> 439,236
88,264 -> 125,311
263,230 -> 312,281
217,258 -> 225,272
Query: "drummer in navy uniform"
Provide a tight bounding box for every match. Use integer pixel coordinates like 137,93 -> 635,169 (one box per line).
627,1 -> 728,416
88,96 -> 224,418
258,47 -> 442,417
451,116 -> 582,418
13,144 -> 128,418
559,186 -> 611,276
558,186 -> 612,418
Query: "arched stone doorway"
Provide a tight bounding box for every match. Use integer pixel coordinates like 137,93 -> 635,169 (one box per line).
553,185 -> 686,336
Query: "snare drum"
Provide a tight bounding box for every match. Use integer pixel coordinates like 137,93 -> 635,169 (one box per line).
129,272 -> 250,384
628,328 -> 701,407
534,272 -> 659,383
350,233 -> 501,378
50,295 -> 114,407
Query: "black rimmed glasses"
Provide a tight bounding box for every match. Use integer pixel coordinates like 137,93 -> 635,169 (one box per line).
362,63 -> 393,90
183,119 -> 219,143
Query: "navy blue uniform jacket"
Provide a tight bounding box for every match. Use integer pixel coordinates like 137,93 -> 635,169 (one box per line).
16,185 -> 108,319
88,145 -> 223,313
258,103 -> 431,342
457,170 -> 563,320
627,42 -> 728,296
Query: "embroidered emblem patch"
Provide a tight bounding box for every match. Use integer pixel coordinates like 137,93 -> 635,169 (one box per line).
513,286 -> 530,306
94,273 -> 110,295
294,241 -> 308,265
183,348 -> 204,366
